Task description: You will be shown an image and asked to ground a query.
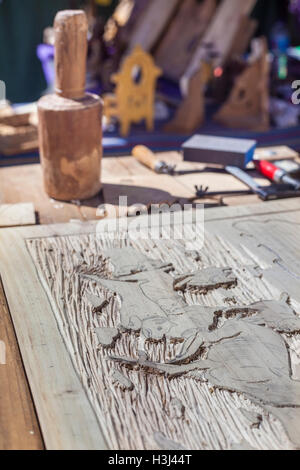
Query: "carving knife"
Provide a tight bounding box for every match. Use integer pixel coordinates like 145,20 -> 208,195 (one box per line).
132,145 -> 176,174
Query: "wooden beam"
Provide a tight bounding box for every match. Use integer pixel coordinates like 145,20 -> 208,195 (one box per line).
154,0 -> 217,81
0,203 -> 36,228
0,278 -> 43,449
180,0 -> 257,94
126,0 -> 181,53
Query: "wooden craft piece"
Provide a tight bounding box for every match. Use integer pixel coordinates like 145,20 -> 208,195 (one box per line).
154,0 -> 217,81
103,45 -> 162,136
165,0 -> 257,133
38,10 -> 102,201
0,124 -> 38,156
110,296 -> 300,403
214,38 -> 270,131
164,63 -> 212,134
180,0 -> 257,94
229,16 -> 258,58
0,102 -> 37,127
0,203 -> 35,228
2,200 -> 300,450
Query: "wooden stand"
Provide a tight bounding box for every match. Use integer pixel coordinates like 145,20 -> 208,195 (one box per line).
164,63 -> 211,134
154,0 -> 217,82
214,38 -> 270,131
38,10 -> 102,201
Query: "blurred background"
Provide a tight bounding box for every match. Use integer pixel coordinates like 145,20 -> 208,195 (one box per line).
1,0 -> 300,161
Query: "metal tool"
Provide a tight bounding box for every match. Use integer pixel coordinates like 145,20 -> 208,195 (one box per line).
194,185 -> 252,198
255,160 -> 300,190
225,165 -> 300,201
132,145 -> 176,174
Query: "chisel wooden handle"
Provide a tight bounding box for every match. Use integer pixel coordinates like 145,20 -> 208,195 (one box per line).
55,10 -> 88,99
132,145 -> 158,171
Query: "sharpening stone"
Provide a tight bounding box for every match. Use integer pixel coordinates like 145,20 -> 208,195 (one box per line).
182,135 -> 257,168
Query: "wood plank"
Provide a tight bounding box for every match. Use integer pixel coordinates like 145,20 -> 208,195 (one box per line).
2,153 -> 296,449
0,229 -> 108,450
0,203 -> 36,227
126,0 -> 181,53
2,153 -> 298,226
254,145 -> 299,162
1,198 -> 300,449
0,124 -> 38,156
229,16 -> 257,58
0,165 -> 83,224
214,37 -> 270,131
154,0 -> 217,81
0,278 -> 43,450
180,0 -> 257,94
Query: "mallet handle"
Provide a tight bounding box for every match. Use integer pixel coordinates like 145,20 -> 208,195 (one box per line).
54,10 -> 88,99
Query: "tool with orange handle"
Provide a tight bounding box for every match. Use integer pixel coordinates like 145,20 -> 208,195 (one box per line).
132,145 -> 176,174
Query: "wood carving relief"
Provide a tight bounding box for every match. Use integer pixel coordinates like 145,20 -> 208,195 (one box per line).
26,231 -> 300,450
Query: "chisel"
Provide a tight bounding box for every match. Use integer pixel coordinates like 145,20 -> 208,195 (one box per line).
225,166 -> 277,201
132,145 -> 176,174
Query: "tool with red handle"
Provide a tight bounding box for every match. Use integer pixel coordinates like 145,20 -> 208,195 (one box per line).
255,160 -> 300,190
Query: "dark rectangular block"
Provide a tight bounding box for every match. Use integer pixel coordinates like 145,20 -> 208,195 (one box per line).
182,135 -> 257,168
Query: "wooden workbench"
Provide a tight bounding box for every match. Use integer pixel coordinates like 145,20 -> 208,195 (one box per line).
0,151 -> 270,224
0,149 -> 298,449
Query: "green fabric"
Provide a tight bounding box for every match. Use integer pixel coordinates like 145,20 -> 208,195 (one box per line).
95,0 -> 118,20
0,0 -> 73,102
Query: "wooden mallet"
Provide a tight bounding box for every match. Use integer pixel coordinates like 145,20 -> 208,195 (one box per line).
38,10 -> 102,201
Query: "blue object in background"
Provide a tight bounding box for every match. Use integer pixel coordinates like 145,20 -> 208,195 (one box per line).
271,22 -> 291,79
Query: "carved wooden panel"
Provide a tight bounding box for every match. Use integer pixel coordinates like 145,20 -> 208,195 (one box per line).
1,200 -> 300,449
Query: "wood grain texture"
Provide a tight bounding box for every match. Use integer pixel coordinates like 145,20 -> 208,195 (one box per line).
215,38 -> 270,131
0,279 -> 43,450
180,0 -> 257,94
0,151 -> 298,450
1,199 -> 300,449
38,93 -> 102,201
0,124 -> 38,156
1,148 -> 298,223
165,65 -> 210,133
126,0 -> 181,53
0,203 -> 35,227
154,0 -> 217,81
0,229 -> 108,450
54,10 -> 88,99
38,10 -> 102,201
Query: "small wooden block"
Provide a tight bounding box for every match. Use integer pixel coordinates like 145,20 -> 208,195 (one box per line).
0,124 -> 38,156
0,203 -> 36,227
254,146 -> 299,163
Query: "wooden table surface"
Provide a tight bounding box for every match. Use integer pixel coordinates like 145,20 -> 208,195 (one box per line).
0,148 -> 298,449
0,151 -> 269,224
